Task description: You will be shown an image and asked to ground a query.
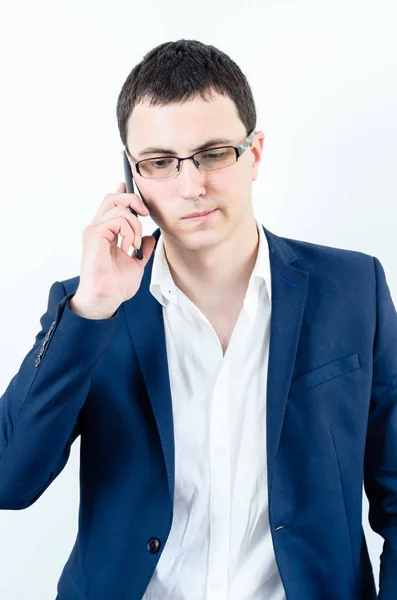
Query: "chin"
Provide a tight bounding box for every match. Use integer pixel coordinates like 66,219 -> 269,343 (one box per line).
182,230 -> 225,250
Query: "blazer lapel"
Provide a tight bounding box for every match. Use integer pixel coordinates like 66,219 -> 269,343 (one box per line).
263,226 -> 309,490
122,228 -> 176,505
122,225 -> 309,505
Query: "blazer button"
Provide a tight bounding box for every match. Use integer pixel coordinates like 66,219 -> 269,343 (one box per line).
147,538 -> 161,554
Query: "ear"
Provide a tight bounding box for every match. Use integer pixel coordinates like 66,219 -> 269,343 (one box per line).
251,131 -> 265,182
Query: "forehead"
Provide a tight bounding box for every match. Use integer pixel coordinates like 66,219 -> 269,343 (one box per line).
126,92 -> 244,153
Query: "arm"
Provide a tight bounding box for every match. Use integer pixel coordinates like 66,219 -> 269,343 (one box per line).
364,256 -> 397,599
0,280 -> 119,509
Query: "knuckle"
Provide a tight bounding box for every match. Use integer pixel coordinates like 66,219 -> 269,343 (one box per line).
125,208 -> 141,226
106,192 -> 145,212
103,193 -> 116,204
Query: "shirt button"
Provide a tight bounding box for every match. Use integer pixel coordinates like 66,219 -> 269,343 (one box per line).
147,538 -> 161,554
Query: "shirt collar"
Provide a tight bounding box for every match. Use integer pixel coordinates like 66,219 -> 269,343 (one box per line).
149,216 -> 272,308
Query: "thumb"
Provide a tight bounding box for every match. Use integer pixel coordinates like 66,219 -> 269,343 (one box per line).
140,235 -> 156,262
117,181 -> 126,193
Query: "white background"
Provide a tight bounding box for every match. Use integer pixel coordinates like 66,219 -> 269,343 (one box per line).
0,0 -> 396,597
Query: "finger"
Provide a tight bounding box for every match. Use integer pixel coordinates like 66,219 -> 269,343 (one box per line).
117,211 -> 143,252
89,206 -> 143,253
128,235 -> 156,262
140,235 -> 156,261
117,181 -> 126,193
108,191 -> 149,215
111,192 -> 149,215
96,205 -> 143,247
90,216 -> 137,255
95,191 -> 149,221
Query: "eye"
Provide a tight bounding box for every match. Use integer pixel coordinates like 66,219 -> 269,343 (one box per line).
202,151 -> 227,160
149,158 -> 174,169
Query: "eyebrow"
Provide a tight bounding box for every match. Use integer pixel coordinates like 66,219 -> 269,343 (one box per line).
137,137 -> 234,158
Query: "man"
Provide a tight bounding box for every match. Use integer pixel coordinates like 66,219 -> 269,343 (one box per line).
0,39 -> 396,600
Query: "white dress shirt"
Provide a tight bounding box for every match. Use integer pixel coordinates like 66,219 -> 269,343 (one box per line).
143,217 -> 286,600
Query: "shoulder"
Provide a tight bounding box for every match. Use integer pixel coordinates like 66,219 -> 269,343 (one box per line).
267,227 -> 374,276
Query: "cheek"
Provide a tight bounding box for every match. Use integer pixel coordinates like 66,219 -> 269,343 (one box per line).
136,183 -> 168,219
206,171 -> 238,200
216,170 -> 248,203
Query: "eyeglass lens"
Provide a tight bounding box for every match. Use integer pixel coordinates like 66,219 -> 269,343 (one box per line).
138,147 -> 236,179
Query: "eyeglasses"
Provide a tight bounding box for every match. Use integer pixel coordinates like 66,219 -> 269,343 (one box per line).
124,129 -> 256,180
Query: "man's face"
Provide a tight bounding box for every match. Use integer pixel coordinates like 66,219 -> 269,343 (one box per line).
126,91 -> 264,252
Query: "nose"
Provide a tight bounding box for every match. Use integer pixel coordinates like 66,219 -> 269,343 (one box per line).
177,158 -> 207,199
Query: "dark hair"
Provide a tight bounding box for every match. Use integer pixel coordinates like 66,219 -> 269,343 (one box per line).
116,39 -> 257,150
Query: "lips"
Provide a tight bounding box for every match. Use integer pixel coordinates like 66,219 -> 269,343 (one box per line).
183,209 -> 217,219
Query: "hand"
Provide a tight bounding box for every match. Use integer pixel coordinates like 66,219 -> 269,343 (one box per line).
71,182 -> 156,319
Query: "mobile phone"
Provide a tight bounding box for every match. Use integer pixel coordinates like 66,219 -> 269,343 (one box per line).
123,150 -> 144,260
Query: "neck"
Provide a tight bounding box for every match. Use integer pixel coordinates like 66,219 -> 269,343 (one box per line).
161,211 -> 260,308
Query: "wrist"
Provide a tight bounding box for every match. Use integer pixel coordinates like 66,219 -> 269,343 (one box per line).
69,293 -> 118,320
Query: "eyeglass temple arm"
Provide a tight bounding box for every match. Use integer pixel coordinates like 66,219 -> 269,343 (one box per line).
237,129 -> 256,156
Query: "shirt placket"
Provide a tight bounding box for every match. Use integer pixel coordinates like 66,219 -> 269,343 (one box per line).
206,357 -> 231,600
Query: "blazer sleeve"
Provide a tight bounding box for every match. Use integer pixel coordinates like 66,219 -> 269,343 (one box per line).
364,256 -> 397,599
0,280 -> 119,510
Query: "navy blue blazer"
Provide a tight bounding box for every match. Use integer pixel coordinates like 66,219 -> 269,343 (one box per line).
0,225 -> 396,600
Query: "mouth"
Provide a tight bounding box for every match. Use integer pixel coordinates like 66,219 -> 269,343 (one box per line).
182,209 -> 218,221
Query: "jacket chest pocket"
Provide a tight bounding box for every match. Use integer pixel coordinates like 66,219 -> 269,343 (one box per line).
289,352 -> 361,397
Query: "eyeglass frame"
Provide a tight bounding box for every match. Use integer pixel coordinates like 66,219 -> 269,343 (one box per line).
123,129 -> 256,179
